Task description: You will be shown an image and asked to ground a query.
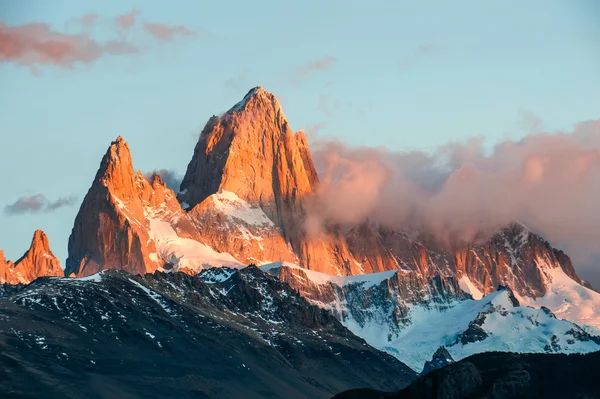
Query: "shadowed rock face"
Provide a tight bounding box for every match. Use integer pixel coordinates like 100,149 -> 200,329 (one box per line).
421,347 -> 454,375
0,230 -> 62,284
332,351 -> 600,399
0,267 -> 416,398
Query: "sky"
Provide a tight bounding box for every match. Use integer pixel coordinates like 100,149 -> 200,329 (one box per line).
1,1 -> 599,282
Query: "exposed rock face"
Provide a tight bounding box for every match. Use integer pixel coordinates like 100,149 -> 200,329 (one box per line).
0,230 -> 62,284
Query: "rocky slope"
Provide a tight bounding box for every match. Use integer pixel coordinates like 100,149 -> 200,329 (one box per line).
0,230 -> 62,284
0,267 -> 415,398
333,351 -> 600,399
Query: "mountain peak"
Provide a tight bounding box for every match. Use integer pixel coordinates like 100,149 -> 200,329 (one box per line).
0,230 -> 63,284
30,229 -> 51,254
92,136 -> 137,201
180,87 -> 316,211
227,86 -> 281,115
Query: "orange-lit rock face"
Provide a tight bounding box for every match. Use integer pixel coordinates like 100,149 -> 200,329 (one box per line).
0,230 -> 62,284
180,87 -> 317,212
65,137 -> 172,277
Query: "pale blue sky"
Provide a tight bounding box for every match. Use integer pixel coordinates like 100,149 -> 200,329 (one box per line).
1,0 -> 599,267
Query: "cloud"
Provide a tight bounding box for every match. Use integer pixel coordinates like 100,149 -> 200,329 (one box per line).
296,56 -> 337,77
307,120 -> 600,279
0,10 -> 196,72
143,23 -> 194,41
143,169 -> 182,191
79,13 -> 100,28
0,22 -> 137,71
305,122 -> 328,141
115,9 -> 140,31
399,43 -> 441,70
518,109 -> 544,133
4,194 -> 77,215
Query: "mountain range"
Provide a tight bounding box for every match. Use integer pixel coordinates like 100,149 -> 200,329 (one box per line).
2,87 -> 599,397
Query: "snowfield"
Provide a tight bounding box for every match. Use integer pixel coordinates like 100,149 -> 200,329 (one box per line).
148,219 -> 241,272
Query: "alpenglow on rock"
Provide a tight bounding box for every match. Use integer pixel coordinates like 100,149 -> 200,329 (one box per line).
0,230 -> 62,284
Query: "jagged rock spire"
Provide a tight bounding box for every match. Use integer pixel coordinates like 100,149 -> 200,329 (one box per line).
0,230 -> 62,284
65,136 -> 160,277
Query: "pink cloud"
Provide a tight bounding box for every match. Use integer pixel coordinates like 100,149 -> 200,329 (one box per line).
144,23 -> 194,41
115,9 -> 140,31
80,13 -> 100,28
0,22 -> 137,69
307,120 -> 600,279
0,10 -> 197,72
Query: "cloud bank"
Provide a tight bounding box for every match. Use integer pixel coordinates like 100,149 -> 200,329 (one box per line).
5,194 -> 77,215
0,10 -> 195,72
307,120 -> 600,278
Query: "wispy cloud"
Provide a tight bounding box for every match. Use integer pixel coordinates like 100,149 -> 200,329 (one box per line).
115,9 -> 140,31
4,194 -> 77,215
518,109 -> 544,133
79,13 -> 100,28
296,56 -> 337,77
0,10 -> 197,72
144,23 -> 195,41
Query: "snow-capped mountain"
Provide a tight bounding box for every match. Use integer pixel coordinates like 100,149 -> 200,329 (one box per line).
0,267 -> 415,398
262,262 -> 600,371
4,86 -> 599,380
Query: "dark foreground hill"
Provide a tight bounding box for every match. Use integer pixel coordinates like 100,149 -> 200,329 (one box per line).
0,268 -> 415,399
333,351 -> 600,399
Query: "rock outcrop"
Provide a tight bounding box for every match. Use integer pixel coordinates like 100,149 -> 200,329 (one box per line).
0,230 -> 62,284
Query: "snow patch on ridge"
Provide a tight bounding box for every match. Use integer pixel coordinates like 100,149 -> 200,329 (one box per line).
148,219 -> 241,272
261,262 -> 397,288
211,190 -> 275,227
459,276 -> 483,300
519,263 -> 600,331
